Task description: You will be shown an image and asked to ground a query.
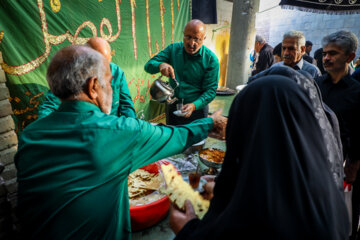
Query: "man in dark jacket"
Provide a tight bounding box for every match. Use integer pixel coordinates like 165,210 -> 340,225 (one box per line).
251,34 -> 274,76
303,40 -> 315,65
315,30 -> 360,240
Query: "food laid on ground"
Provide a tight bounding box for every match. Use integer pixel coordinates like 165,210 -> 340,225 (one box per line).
128,169 -> 165,207
160,164 -> 210,219
199,148 -> 225,163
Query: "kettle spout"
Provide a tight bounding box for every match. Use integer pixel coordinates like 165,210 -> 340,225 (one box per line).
167,97 -> 178,104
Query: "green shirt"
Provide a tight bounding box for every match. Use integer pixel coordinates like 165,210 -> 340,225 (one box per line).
15,100 -> 213,240
37,62 -> 136,119
144,42 -> 220,110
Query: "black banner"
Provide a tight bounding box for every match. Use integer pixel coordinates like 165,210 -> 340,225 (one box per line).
192,0 -> 217,24
279,0 -> 360,14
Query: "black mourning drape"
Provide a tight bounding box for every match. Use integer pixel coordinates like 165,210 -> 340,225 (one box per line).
279,0 -> 360,14
192,0 -> 217,24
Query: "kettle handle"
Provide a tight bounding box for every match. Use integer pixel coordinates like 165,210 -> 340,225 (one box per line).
167,97 -> 178,104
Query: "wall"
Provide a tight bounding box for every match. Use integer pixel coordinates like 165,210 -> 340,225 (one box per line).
255,0 -> 360,58
203,0 -> 233,87
0,52 -> 18,238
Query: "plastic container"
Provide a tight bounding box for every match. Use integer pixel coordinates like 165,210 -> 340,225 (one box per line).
130,160 -> 171,231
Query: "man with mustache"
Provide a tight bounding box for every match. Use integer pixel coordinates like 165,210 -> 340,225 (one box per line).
144,19 -> 220,125
271,30 -> 321,78
315,30 -> 360,240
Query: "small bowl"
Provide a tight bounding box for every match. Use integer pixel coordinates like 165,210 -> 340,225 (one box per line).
173,110 -> 187,117
130,160 -> 171,231
199,148 -> 225,169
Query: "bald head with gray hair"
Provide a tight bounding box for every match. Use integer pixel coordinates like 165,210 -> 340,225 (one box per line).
46,45 -> 107,100
283,30 -> 306,50
322,30 -> 358,56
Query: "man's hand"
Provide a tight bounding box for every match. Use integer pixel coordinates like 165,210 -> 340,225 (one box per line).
182,103 -> 196,118
169,200 -> 197,235
344,160 -> 360,184
159,63 -> 175,79
209,109 -> 227,140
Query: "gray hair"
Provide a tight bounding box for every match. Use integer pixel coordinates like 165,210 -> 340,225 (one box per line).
46,45 -> 106,99
283,30 -> 306,50
322,30 -> 358,55
255,35 -> 266,44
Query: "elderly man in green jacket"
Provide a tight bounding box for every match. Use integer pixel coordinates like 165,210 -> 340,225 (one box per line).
15,45 -> 226,240
145,19 -> 220,125
38,37 -> 136,119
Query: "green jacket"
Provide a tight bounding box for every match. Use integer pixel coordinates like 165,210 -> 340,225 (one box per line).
15,100 -> 213,240
144,42 -> 220,110
38,62 -> 136,119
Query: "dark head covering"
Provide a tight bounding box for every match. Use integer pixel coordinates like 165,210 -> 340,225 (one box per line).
248,66 -> 344,191
176,74 -> 349,240
273,42 -> 282,57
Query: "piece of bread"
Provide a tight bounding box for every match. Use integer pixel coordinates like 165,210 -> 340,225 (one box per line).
160,164 -> 210,219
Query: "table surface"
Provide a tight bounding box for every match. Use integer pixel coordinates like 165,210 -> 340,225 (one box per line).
208,94 -> 236,117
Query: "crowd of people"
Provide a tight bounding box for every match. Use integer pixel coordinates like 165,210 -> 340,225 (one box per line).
13,17 -> 360,240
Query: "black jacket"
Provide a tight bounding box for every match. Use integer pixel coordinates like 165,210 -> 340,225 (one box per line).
251,43 -> 274,76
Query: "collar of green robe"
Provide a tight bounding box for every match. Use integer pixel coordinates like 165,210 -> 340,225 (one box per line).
57,100 -> 102,113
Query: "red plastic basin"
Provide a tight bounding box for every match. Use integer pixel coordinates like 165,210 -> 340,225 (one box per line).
130,160 -> 171,232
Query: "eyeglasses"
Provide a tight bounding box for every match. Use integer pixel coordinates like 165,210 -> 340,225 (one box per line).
183,35 -> 203,43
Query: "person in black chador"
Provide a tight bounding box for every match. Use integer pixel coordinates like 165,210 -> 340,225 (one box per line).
169,68 -> 349,240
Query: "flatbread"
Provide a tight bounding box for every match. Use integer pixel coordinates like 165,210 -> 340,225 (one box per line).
160,164 -> 210,219
128,169 -> 162,199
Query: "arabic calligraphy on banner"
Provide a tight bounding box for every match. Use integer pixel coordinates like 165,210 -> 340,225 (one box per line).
1,0 -> 180,75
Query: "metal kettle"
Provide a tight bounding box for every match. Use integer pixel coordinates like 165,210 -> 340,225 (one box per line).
150,76 -> 179,104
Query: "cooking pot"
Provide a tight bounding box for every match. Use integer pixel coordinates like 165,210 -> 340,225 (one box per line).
150,76 -> 179,104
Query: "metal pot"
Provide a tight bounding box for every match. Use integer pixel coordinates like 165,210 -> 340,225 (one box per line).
150,77 -> 179,104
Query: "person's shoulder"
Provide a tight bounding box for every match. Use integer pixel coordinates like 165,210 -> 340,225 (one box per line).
315,73 -> 328,83
110,62 -> 124,78
202,45 -> 219,62
264,43 -> 274,52
346,75 -> 360,88
271,62 -> 283,68
352,68 -> 360,77
168,42 -> 183,50
90,112 -> 144,132
303,54 -> 313,63
303,60 -> 320,71
110,62 -> 123,72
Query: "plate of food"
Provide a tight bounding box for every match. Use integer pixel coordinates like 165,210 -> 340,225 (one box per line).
129,160 -> 171,231
173,110 -> 187,117
199,148 -> 225,169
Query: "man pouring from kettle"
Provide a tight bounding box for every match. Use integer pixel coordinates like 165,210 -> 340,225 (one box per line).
144,19 -> 220,125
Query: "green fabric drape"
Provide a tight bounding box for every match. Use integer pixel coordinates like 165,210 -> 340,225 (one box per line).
0,0 -> 190,134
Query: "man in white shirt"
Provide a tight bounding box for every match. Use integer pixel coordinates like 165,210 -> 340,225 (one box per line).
272,30 -> 321,78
